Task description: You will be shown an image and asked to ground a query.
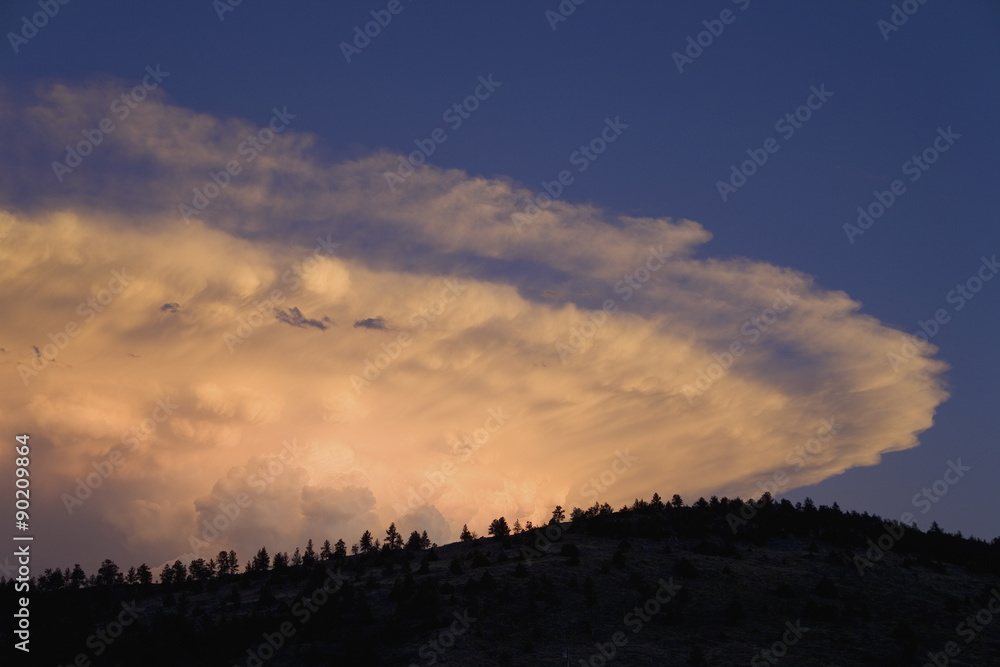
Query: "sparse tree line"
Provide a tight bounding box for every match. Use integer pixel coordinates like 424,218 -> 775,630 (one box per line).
5,522 -> 436,592
6,493 -> 999,594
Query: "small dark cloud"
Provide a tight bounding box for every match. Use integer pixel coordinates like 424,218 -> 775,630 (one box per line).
354,317 -> 387,330
276,307 -> 329,330
160,302 -> 180,312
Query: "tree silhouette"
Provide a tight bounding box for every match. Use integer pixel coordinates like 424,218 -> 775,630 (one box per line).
460,524 -> 474,542
97,559 -> 120,586
69,563 -> 86,589
137,563 -> 153,585
252,547 -> 270,572
406,530 -> 423,551
386,523 -> 403,550
489,517 -> 510,539
291,547 -> 302,567
359,530 -> 375,555
420,530 -> 431,550
321,539 -> 333,561
304,539 -> 317,566
171,559 -> 188,584
334,539 -> 347,559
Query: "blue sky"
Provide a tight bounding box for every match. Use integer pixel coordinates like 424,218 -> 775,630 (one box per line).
1,1 -> 998,572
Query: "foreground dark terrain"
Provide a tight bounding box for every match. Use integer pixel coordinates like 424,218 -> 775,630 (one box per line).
4,496 -> 1000,666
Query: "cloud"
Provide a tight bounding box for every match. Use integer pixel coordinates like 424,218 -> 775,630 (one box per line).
0,82 -> 949,572
354,317 -> 387,330
275,306 -> 330,330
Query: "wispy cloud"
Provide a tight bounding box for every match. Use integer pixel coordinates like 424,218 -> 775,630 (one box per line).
0,82 -> 948,571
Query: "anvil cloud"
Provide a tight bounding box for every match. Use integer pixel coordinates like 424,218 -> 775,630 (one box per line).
0,81 -> 948,572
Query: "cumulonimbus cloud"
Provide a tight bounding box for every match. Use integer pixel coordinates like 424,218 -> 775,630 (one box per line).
0,81 -> 948,571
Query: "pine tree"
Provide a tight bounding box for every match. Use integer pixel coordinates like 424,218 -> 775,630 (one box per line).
386,523 -> 403,550
460,524 -> 474,542
321,539 -> 333,561
304,539 -> 317,566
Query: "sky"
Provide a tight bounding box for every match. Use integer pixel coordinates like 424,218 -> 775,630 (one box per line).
1,1 -> 997,576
